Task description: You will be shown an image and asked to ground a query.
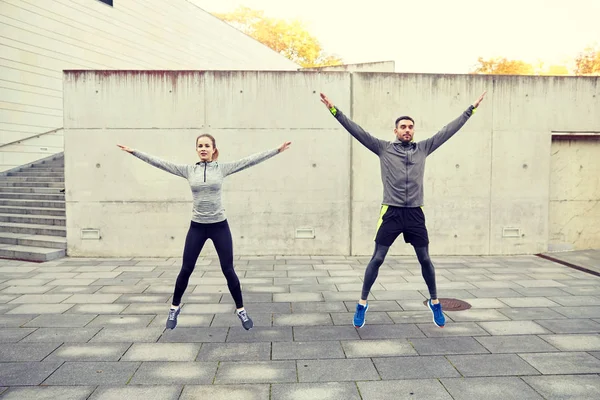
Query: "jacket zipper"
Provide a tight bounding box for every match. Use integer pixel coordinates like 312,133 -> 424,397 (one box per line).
405,152 -> 409,206
203,163 -> 206,182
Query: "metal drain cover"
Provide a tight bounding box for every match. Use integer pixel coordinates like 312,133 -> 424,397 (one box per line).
422,298 -> 471,311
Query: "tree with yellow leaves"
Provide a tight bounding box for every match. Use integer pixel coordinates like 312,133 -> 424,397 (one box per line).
575,45 -> 600,76
213,6 -> 342,68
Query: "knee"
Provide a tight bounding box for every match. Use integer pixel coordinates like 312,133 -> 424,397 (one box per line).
372,254 -> 386,266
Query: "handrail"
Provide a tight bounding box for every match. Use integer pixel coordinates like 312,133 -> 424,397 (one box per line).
0,127 -> 64,149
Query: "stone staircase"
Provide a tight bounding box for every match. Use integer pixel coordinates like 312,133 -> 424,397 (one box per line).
0,154 -> 66,262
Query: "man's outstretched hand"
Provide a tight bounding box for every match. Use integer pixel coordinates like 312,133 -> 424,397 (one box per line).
473,91 -> 487,108
320,93 -> 334,109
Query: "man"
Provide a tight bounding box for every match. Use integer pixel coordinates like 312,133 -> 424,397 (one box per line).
320,90 -> 486,328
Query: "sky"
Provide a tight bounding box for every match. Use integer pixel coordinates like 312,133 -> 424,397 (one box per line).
190,0 -> 600,73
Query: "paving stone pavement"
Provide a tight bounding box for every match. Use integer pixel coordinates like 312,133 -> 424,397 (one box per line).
1,252 -> 599,399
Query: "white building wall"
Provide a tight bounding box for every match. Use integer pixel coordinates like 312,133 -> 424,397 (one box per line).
0,0 -> 298,171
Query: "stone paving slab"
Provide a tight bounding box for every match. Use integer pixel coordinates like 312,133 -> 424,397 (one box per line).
179,384 -> 269,400
1,251 -> 600,398
0,386 -> 96,400
88,386 -> 182,400
43,361 -> 141,385
522,374 -> 600,400
357,379 -> 454,400
271,382 -> 361,400
128,361 -> 218,384
440,377 -> 544,400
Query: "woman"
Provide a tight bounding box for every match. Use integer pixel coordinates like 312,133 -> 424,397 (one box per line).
117,134 -> 291,330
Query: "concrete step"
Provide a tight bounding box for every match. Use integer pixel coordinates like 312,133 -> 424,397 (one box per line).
23,166 -> 64,172
0,192 -> 65,201
0,206 -> 65,216
0,181 -> 64,188
0,221 -> 66,236
0,232 -> 67,249
0,186 -> 64,194
0,199 -> 65,208
0,213 -> 66,226
7,172 -> 65,178
0,244 -> 65,262
1,177 -> 64,183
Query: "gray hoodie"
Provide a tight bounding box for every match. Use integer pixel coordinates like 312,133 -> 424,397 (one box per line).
330,105 -> 475,207
131,148 -> 279,223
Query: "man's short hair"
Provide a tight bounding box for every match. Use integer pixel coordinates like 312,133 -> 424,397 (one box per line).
395,116 -> 415,128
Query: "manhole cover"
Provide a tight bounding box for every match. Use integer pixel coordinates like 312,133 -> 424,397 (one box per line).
422,298 -> 471,311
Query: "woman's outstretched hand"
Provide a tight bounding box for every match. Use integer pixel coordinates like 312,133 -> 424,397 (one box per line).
117,144 -> 134,153
278,141 -> 291,153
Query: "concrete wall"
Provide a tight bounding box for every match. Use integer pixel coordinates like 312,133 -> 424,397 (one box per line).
549,137 -> 600,251
0,0 -> 298,171
301,61 -> 395,73
63,70 -> 600,257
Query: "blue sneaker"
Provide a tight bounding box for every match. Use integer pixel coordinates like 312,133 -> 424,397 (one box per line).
427,299 -> 445,328
353,303 -> 369,328
166,306 -> 181,329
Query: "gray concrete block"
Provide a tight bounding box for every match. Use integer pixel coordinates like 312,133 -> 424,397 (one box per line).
122,343 -> 201,361
553,306 -> 600,318
292,326 -> 360,341
89,386 -> 182,400
446,309 -> 510,322
409,337 -> 489,355
0,386 -> 94,400
8,303 -> 74,314
211,312 -> 271,327
21,327 -> 101,343
180,384 -> 269,400
357,324 -> 425,339
474,335 -> 558,353
441,377 -> 544,400
241,302 -> 291,314
272,340 -> 345,360
519,352 -> 600,374
0,314 -> 35,327
465,288 -> 523,298
159,327 -> 228,343
540,334 -> 600,351
478,321 -> 550,335
498,307 -> 567,320
447,354 -> 541,376
417,322 -> 490,337
536,318 -> 600,333
274,313 -> 333,326
196,342 -> 271,361
522,374 -> 600,400
0,342 -> 61,361
65,304 -> 126,314
128,361 -> 218,384
374,355 -> 460,379
90,327 -> 164,343
0,361 -> 62,385
227,326 -> 292,343
87,314 -> 155,327
331,311 -> 394,325
358,379 -> 454,400
271,382 -> 361,400
45,343 -> 131,361
23,314 -> 96,328
43,361 -> 141,385
215,361 -> 297,383
297,358 -> 379,382
0,327 -> 35,342
291,301 -> 348,313
342,339 -> 417,358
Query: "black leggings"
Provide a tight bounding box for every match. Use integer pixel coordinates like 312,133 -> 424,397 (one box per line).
361,243 -> 437,301
172,220 -> 243,308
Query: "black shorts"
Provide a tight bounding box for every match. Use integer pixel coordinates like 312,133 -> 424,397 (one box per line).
373,205 -> 429,247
